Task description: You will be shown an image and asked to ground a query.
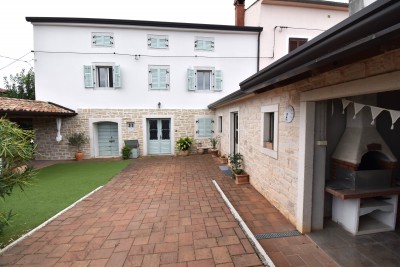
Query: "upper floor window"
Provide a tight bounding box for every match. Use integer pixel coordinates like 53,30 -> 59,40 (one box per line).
83,64 -> 121,89
288,37 -> 307,52
195,37 -> 214,51
148,65 -> 170,90
92,33 -> 114,47
148,35 -> 169,49
187,68 -> 222,92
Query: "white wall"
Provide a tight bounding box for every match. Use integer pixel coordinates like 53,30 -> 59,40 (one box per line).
33,24 -> 259,110
246,2 -> 348,69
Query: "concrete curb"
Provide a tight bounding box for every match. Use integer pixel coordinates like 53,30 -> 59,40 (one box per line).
212,179 -> 275,267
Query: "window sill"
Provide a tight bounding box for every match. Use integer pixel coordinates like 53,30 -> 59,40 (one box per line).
261,147 -> 278,159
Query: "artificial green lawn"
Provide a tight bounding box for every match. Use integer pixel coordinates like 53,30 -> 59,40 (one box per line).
0,160 -> 131,248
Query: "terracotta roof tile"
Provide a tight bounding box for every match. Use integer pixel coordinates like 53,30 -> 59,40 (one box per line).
0,97 -> 76,115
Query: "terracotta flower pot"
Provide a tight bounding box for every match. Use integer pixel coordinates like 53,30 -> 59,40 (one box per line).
209,149 -> 219,156
219,157 -> 228,164
75,152 -> 84,161
234,172 -> 249,185
179,150 -> 189,156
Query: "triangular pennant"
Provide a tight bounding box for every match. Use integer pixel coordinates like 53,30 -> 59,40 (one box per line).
389,110 -> 400,130
369,106 -> 385,125
341,99 -> 351,114
353,103 -> 365,119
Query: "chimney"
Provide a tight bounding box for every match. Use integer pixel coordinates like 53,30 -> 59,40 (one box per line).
234,0 -> 245,27
349,0 -> 377,15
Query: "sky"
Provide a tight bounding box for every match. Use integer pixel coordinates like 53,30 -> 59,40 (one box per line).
0,0 -> 347,87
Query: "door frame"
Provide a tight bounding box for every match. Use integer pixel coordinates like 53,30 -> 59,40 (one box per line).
142,115 -> 174,155
229,107 -> 239,154
89,118 -> 122,158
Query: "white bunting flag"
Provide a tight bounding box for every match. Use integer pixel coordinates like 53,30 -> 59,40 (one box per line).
389,110 -> 400,130
353,102 -> 365,119
369,106 -> 385,125
341,99 -> 352,114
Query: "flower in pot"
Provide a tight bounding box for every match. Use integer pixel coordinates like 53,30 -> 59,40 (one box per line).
67,132 -> 88,161
176,136 -> 193,156
219,154 -> 228,164
209,136 -> 220,156
228,153 -> 249,184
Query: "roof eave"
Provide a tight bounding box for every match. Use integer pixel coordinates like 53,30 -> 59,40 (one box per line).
240,0 -> 400,91
25,17 -> 263,33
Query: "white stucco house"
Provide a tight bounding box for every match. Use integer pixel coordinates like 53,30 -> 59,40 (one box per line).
25,17 -> 262,159
237,0 -> 348,69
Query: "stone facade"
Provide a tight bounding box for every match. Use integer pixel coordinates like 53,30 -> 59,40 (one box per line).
34,108 -> 214,160
215,48 -> 400,226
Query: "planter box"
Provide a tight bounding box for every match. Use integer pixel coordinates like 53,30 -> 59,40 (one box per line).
197,148 -> 204,154
219,157 -> 228,164
235,173 -> 249,185
179,150 -> 189,156
209,149 -> 219,156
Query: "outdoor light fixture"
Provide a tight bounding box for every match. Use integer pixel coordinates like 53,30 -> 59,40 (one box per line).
158,102 -> 161,109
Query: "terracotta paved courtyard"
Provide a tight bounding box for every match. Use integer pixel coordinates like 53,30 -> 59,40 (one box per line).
0,155 -> 336,266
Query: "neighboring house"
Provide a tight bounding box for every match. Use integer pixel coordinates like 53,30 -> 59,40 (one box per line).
235,0 -> 348,69
26,17 -> 262,159
209,0 -> 400,234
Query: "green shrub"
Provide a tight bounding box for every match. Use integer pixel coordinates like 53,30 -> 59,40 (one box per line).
122,146 -> 131,160
176,137 -> 193,151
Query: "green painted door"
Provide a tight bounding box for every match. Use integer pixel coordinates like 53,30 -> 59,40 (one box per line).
98,122 -> 119,157
148,119 -> 171,155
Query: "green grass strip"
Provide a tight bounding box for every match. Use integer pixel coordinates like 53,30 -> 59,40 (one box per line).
0,160 -> 132,248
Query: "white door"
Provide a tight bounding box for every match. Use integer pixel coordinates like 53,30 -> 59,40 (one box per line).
148,119 -> 171,155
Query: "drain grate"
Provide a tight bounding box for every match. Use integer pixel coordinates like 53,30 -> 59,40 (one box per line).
255,230 -> 301,240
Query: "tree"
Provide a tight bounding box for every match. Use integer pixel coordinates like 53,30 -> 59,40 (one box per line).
3,68 -> 35,100
0,118 -> 36,234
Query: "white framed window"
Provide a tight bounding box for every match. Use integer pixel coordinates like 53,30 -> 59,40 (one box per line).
261,104 -> 278,159
148,35 -> 169,49
218,115 -> 223,133
148,65 -> 170,90
195,116 -> 214,139
195,37 -> 214,51
92,33 -> 114,47
187,68 -> 222,92
83,64 -> 121,89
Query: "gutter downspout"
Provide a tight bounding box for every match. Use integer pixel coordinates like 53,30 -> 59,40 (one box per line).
257,30 -> 261,71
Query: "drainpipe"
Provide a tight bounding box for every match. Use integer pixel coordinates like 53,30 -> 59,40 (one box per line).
257,30 -> 261,71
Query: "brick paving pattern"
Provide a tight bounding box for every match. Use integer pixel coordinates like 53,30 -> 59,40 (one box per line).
0,155 -> 338,266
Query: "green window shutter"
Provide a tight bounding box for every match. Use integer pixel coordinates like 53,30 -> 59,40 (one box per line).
103,35 -> 113,46
195,39 -> 204,50
159,68 -> 168,89
84,65 -> 94,88
92,34 -> 103,46
214,70 -> 223,91
197,118 -> 213,138
205,40 -> 214,51
187,69 -> 196,91
113,65 -> 121,88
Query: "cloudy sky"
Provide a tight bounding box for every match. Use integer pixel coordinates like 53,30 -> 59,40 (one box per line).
0,0 -> 347,87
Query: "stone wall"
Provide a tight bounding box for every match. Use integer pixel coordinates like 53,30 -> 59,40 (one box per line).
215,48 -> 400,226
34,108 -> 214,160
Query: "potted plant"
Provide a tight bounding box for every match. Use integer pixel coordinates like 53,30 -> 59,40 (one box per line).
122,145 -> 131,160
196,140 -> 204,154
228,153 -> 249,184
209,136 -> 220,156
219,154 -> 228,164
176,136 -> 193,156
67,132 -> 88,161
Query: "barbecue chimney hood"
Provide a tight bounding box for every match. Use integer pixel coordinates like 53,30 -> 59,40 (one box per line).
332,96 -> 397,166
